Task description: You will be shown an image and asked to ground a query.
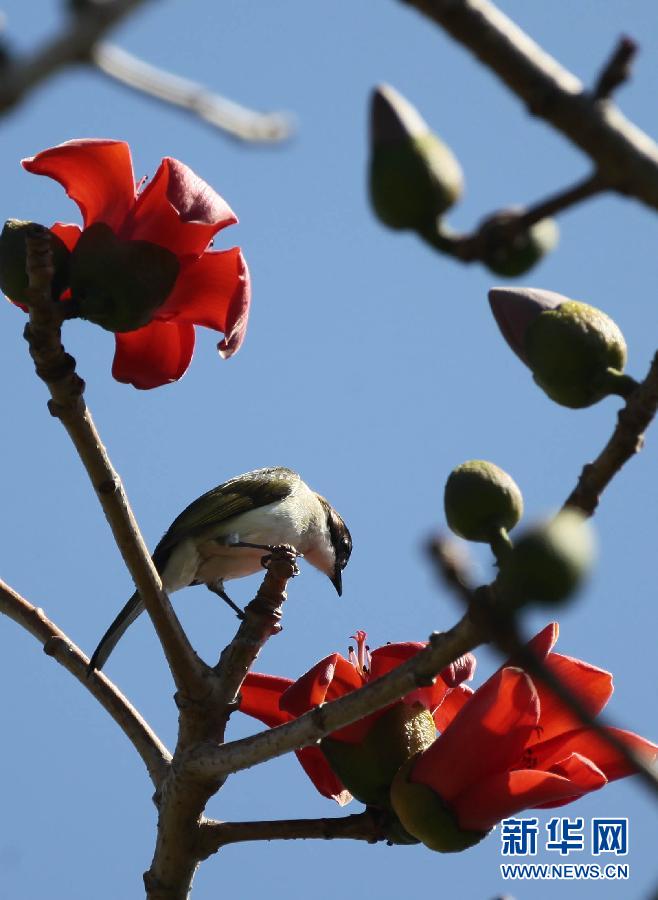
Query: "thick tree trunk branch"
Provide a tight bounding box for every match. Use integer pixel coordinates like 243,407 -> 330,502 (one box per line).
0,577 -> 171,785
146,548 -> 297,900
402,0 -> 658,209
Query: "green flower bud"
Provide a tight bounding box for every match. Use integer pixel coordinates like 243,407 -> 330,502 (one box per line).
320,702 -> 436,808
481,212 -> 558,277
369,84 -> 463,231
525,300 -> 628,408
390,758 -> 487,853
70,222 -> 179,333
0,219 -> 71,306
444,460 -> 523,543
496,509 -> 595,606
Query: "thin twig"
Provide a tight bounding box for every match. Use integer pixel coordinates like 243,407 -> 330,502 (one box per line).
181,614 -> 484,782
212,547 -> 297,721
0,577 -> 171,785
565,351 -> 658,515
22,226 -> 207,700
92,42 -> 293,143
402,0 -> 658,207
421,173 -> 605,262
592,35 -> 638,102
197,811 -> 382,857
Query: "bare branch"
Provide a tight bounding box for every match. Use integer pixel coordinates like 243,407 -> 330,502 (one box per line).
0,577 -> 171,785
0,0 -> 149,114
92,42 -> 293,143
197,811 -> 382,857
212,546 -> 297,716
22,226 -> 207,699
181,614 -> 483,783
402,0 -> 658,209
592,35 -> 638,102
565,351 -> 658,515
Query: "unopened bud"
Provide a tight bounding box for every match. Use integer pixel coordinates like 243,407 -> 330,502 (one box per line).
0,219 -> 71,306
496,509 -> 595,606
444,460 -> 523,543
369,84 -> 463,231
489,287 -> 629,408
480,212 -> 558,277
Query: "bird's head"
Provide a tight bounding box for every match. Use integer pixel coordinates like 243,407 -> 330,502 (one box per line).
307,494 -> 353,596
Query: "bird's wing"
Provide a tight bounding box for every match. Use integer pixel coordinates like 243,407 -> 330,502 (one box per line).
152,467 -> 297,571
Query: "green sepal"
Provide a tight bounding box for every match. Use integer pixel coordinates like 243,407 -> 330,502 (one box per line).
70,222 -> 180,333
496,509 -> 595,607
525,300 -> 628,408
444,460 -> 523,544
370,133 -> 463,231
390,758 -> 488,853
482,217 -> 558,277
320,703 -> 436,808
0,219 -> 71,306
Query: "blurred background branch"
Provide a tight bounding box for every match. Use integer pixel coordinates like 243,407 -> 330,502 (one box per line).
0,0 -> 292,142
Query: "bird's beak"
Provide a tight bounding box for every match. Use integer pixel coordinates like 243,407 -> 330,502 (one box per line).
331,565 -> 343,597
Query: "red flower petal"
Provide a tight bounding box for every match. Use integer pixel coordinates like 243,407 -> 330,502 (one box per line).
124,157 -> 237,257
280,654 -> 342,715
112,320 -> 195,389
238,673 -> 294,728
532,726 -> 658,782
158,247 -> 250,358
369,642 -> 425,679
507,622 -> 559,665
411,668 -> 540,804
296,746 -> 352,805
455,767 -> 597,832
432,684 -> 474,732
23,140 -> 135,232
50,222 -> 81,252
531,653 -> 613,743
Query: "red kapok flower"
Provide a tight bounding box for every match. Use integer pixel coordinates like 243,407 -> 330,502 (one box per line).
239,630 -> 476,806
391,623 -> 658,852
11,139 -> 250,389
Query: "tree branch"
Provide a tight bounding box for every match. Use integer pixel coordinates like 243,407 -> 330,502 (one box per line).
145,547 -> 297,900
565,351 -> 658,515
421,173 -> 605,263
0,0 -> 149,114
92,42 -> 292,143
402,0 -> 658,209
592,35 -> 638,102
22,226 -> 207,700
197,811 -> 382,858
181,613 -> 483,783
0,577 -> 171,786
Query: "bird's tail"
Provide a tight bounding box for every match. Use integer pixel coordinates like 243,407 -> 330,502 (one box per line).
87,591 -> 145,674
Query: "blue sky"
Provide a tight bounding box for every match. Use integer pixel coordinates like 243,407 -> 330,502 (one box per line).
1,1 -> 657,898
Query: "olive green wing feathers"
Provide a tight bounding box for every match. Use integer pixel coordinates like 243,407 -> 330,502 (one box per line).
152,467 -> 297,572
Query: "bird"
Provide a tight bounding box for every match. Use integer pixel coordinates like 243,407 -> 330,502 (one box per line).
88,466 -> 352,672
